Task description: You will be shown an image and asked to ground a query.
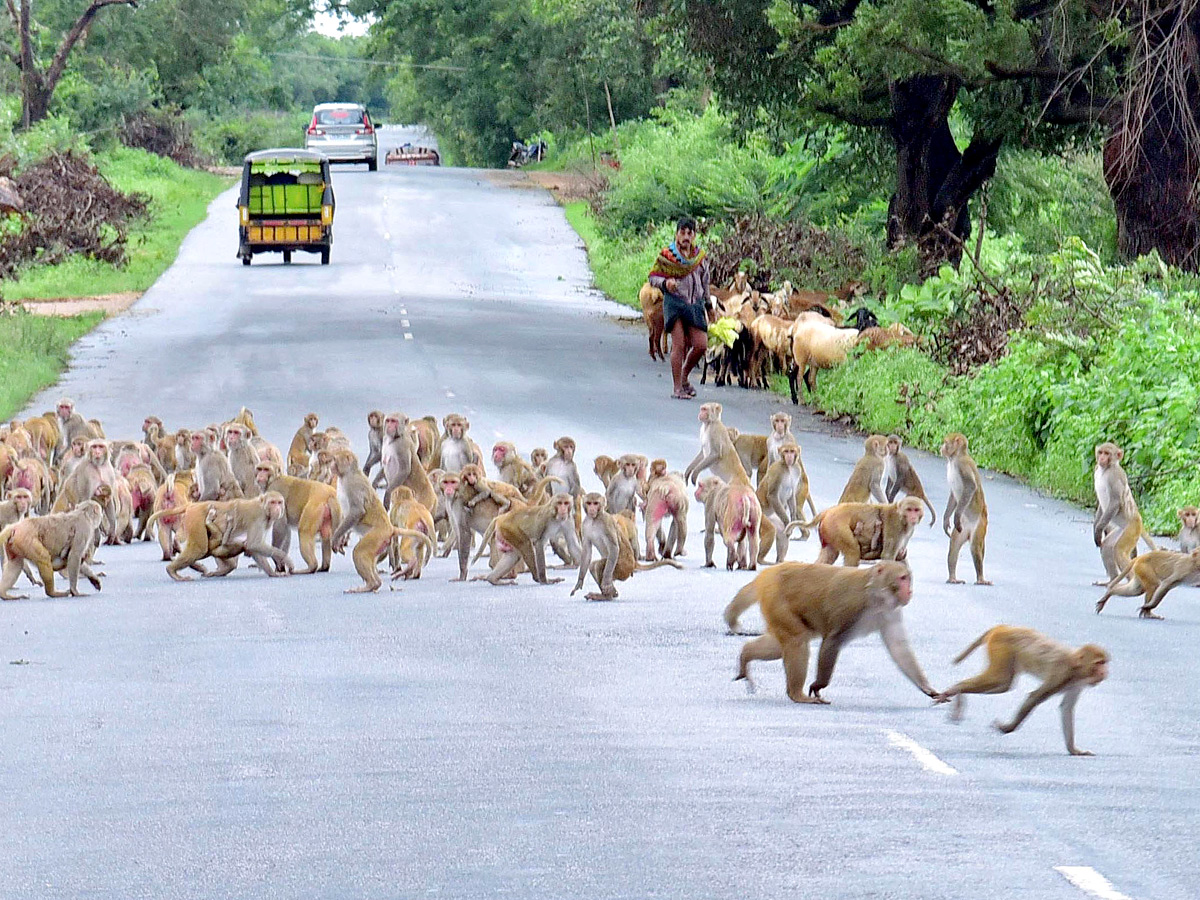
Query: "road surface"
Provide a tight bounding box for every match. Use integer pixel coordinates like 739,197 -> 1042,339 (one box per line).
2,127 -> 1196,900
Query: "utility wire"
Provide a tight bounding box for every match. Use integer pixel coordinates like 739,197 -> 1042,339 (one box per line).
267,52 -> 466,72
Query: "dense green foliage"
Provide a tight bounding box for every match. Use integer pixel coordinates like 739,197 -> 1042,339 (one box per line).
0,310 -> 104,420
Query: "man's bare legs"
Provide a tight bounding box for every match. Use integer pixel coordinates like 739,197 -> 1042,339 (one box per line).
670,319 -> 708,398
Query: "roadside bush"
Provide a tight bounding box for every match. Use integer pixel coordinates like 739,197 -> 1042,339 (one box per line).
193,110 -> 310,165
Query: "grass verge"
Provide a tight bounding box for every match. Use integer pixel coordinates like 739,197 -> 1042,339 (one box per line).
4,146 -> 231,301
563,200 -> 668,309
0,311 -> 104,419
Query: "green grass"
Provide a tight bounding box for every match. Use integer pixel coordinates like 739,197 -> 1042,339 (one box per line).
563,200 -> 669,309
4,146 -> 232,300
0,310 -> 104,419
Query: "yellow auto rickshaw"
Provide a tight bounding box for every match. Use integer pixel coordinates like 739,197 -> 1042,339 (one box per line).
237,149 -> 334,265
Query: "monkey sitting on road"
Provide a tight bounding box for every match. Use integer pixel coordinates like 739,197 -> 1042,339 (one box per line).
571,492 -> 679,600
472,495 -> 575,586
1177,506 -> 1200,553
731,561 -> 937,703
797,498 -> 924,567
934,626 -> 1108,756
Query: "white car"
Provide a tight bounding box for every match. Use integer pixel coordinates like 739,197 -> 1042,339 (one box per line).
305,103 -> 378,170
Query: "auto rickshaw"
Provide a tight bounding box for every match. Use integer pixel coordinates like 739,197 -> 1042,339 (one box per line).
237,149 -> 335,265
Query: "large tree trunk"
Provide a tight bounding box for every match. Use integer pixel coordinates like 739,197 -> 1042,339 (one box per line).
886,76 -> 1001,275
1104,9 -> 1200,270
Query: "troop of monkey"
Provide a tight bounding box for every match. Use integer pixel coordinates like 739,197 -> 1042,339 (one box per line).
7,396 -> 1189,755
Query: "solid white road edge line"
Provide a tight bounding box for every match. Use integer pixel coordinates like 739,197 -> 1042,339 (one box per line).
1054,866 -> 1132,900
882,729 -> 959,776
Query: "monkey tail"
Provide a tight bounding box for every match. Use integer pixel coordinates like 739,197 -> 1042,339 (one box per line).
472,519 -> 498,563
1140,526 -> 1157,552
951,629 -> 993,665
1103,558 -> 1137,591
723,581 -> 760,634
783,519 -> 809,540
391,526 -> 435,558
635,558 -> 683,572
923,497 -> 937,527
792,511 -> 824,541
145,505 -> 189,528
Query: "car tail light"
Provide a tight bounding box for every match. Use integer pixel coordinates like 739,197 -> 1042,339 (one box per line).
307,119 -> 323,135
361,115 -> 374,134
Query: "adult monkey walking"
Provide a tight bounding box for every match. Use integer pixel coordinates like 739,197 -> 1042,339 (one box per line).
648,216 -> 709,400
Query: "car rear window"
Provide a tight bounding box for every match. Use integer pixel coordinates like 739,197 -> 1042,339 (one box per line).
314,108 -> 364,125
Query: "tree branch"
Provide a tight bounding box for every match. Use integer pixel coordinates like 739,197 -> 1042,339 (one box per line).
813,102 -> 891,128
44,0 -> 137,96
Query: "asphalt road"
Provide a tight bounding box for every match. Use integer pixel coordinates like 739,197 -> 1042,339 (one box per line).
3,127 -> 1197,900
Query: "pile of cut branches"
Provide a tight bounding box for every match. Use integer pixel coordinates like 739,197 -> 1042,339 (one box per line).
932,283 -> 1027,375
0,151 -> 149,280
120,110 -> 204,168
705,214 -> 866,293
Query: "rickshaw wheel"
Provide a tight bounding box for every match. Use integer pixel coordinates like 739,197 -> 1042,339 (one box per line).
283,250 -> 292,264
242,256 -> 251,266
320,248 -> 330,265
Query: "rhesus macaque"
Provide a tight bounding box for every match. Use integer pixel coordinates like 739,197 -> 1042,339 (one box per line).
530,448 -> 549,474
798,498 -> 924,567
174,429 -> 195,472
113,441 -> 167,485
572,492 -> 679,600
111,475 -> 135,544
544,436 -> 582,497
492,441 -> 538,496
1095,548 -> 1200,619
444,469 -> 529,581
472,496 -> 574,586
381,412 -> 422,511
605,454 -> 645,553
143,417 -> 176,473
0,500 -> 105,599
694,475 -> 762,570
387,485 -> 436,580
839,435 -> 889,504
593,455 -> 620,489
11,456 -> 53,513
232,406 -> 259,437
154,494 -> 291,581
460,463 -> 521,514
883,435 -> 936,526
942,433 -> 990,585
1092,441 -> 1155,580
58,436 -> 89,483
409,415 -> 441,471
643,459 -> 688,562
1177,506 -> 1200,553
436,414 -> 482,474
288,413 -> 319,477
54,439 -> 117,535
330,450 -> 429,593
934,626 -> 1108,756
54,398 -> 98,460
732,561 -> 936,702
255,463 -> 342,574
192,431 -> 242,502
732,431 -> 770,485
225,424 -> 261,497
362,410 -> 386,486
765,412 -> 796,467
22,412 -> 60,462
756,443 -> 811,562
0,488 -> 39,587
125,464 -> 157,542
151,472 -> 194,561
684,403 -> 747,484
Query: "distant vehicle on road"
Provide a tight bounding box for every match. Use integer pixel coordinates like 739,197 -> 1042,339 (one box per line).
385,142 -> 441,166
305,102 -> 378,171
237,149 -> 335,266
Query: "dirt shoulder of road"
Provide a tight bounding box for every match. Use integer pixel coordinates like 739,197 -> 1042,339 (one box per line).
481,168 -> 604,202
21,291 -> 142,317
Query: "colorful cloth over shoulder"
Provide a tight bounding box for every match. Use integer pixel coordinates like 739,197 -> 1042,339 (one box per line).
650,242 -> 706,280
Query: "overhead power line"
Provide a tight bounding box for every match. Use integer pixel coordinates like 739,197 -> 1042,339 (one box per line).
267,52 -> 466,72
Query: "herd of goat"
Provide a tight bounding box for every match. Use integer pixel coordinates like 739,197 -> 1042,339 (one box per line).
638,272 -> 917,403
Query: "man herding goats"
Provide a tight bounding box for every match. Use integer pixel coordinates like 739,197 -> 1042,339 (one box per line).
649,216 -> 709,401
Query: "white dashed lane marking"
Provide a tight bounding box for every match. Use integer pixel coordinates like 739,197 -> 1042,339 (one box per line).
883,730 -> 958,776
404,333 -> 413,341
401,320 -> 410,327
1055,867 -> 1132,900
